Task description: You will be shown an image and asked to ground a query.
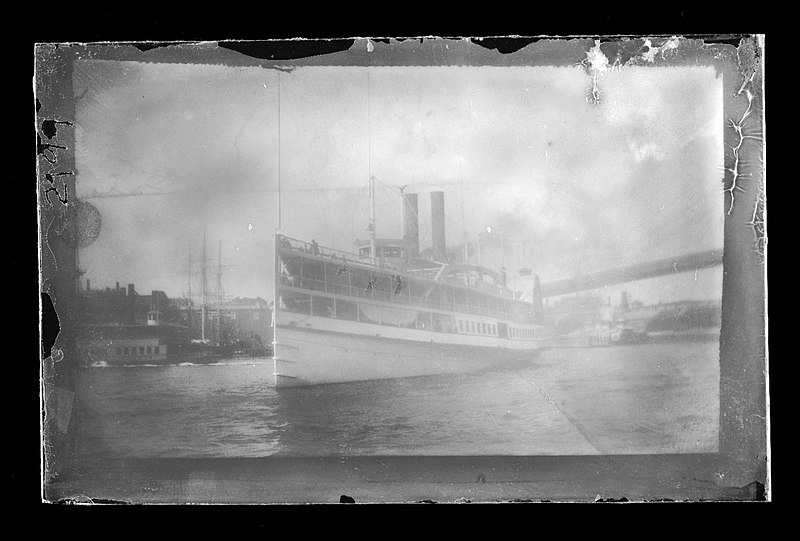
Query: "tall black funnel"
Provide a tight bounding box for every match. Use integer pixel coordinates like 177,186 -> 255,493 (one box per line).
431,191 -> 446,262
403,193 -> 419,259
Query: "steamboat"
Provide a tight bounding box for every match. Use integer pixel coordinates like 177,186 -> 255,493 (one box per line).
271,189 -> 546,387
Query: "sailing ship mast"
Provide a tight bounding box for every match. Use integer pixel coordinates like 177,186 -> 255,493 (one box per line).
216,239 -> 222,346
201,229 -> 207,341
187,247 -> 193,329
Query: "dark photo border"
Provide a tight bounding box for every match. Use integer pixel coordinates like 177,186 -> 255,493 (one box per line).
36,35 -> 767,504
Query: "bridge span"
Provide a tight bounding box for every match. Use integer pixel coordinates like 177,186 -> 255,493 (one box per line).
538,249 -> 723,298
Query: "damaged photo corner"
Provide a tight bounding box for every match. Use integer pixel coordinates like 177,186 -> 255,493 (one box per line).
36,35 -> 767,504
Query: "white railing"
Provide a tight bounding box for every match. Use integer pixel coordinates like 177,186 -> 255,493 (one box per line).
279,235 -> 392,270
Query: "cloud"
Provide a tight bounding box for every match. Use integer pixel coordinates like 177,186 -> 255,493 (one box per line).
628,140 -> 663,162
74,61 -> 724,302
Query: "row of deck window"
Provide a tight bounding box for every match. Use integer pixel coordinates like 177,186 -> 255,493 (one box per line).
510,327 -> 535,339
457,320 -> 535,339
458,320 -> 497,336
116,345 -> 161,356
281,290 -> 535,339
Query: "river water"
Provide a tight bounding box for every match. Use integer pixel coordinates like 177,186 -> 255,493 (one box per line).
73,340 -> 719,458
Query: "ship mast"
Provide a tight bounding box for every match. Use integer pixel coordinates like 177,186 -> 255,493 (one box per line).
187,247 -> 193,330
367,70 -> 376,260
188,247 -> 192,301
272,70 -> 282,386
216,239 -> 222,346
460,161 -> 469,267
399,184 -> 409,240
201,229 -> 207,341
369,175 -> 376,259
277,71 -> 282,232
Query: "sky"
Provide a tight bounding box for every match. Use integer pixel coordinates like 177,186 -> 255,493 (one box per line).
73,59 -> 724,305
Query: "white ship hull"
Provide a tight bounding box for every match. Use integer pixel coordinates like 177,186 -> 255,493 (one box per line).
272,311 -> 541,387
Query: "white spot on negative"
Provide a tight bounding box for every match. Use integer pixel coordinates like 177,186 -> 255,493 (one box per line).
585,41 -> 609,73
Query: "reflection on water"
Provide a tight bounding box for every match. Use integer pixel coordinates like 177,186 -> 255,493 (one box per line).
74,342 -> 719,458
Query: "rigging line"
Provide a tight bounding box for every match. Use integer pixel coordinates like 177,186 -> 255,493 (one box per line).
374,179 -> 408,206
78,185 -> 371,200
384,187 -> 423,231
338,186 -> 370,245
371,175 -> 402,191
370,177 -> 424,225
81,175 -> 534,200
371,182 -> 410,238
372,177 -> 416,224
372,178 -> 424,228
283,75 -> 320,183
370,176 -> 392,193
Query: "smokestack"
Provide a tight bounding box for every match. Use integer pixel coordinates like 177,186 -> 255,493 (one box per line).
116,282 -> 120,293
128,283 -> 135,297
430,191 -> 446,262
402,193 -> 419,259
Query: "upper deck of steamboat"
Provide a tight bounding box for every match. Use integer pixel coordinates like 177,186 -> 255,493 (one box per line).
276,234 -> 537,326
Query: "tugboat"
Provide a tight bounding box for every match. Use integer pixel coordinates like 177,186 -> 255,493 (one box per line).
610,326 -> 648,345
